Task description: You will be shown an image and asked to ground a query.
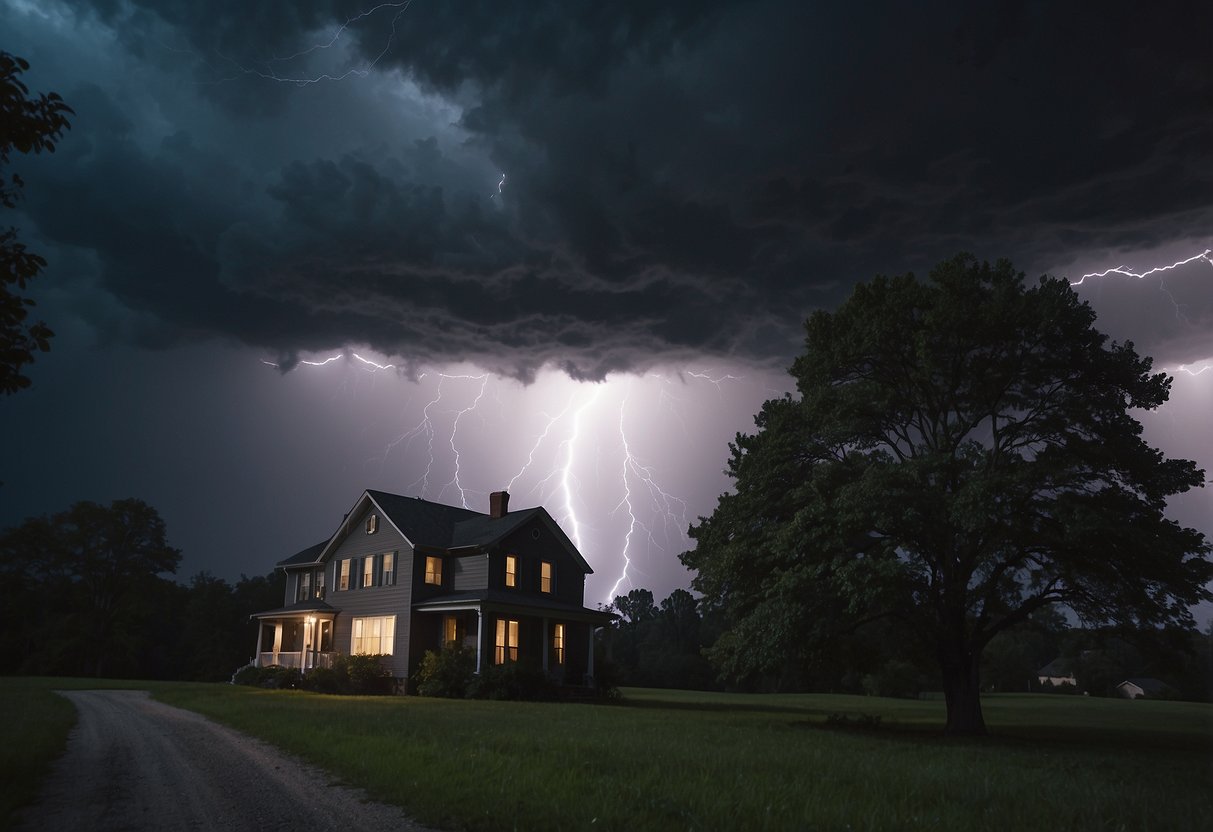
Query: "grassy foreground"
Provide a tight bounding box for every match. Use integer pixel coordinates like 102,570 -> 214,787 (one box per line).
5,679 -> 1212,831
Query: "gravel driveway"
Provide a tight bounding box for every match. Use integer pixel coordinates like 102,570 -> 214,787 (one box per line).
16,690 -> 436,832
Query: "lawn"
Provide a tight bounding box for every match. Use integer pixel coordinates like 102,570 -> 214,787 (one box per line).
5,679 -> 1211,831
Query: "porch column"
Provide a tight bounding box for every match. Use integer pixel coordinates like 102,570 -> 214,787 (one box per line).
475,608 -> 484,673
542,617 -> 549,672
254,620 -> 264,666
587,625 -> 595,680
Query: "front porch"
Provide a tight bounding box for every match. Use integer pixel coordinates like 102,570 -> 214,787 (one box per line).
411,595 -> 616,687
250,600 -> 337,670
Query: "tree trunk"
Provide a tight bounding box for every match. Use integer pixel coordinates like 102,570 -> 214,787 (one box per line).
939,644 -> 987,736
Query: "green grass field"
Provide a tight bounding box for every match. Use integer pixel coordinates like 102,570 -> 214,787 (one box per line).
4,679 -> 1211,831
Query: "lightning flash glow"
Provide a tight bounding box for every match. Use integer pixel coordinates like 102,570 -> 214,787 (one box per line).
263,246 -> 1211,603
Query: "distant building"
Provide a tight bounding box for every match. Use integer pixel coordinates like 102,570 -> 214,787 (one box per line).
1115,678 -> 1173,700
1037,657 -> 1077,688
249,489 -> 614,691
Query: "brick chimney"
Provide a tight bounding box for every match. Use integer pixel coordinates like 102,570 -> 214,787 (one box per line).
489,490 -> 510,518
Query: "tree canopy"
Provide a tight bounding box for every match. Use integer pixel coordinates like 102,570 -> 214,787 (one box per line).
1,51 -> 72,395
681,254 -> 1211,735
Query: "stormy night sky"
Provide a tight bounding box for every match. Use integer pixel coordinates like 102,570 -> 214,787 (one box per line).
2,1 -> 1210,614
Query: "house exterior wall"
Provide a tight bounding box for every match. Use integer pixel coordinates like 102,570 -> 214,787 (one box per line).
322,503 -> 414,679
490,518 -> 588,604
451,553 -> 490,591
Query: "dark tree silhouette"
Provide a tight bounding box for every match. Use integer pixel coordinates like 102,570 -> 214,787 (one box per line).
0,51 -> 72,394
0,498 -> 181,676
682,254 -> 1212,735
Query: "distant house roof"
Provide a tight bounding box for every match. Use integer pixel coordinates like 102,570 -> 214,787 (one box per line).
1037,657 -> 1074,677
1118,677 -> 1173,696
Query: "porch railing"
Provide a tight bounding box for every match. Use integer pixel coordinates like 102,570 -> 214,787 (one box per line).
257,651 -> 336,670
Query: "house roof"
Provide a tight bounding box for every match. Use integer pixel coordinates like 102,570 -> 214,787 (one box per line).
413,589 -> 616,624
288,489 -> 594,575
251,599 -> 337,619
277,541 -> 327,568
1037,657 -> 1074,677
366,489 -> 482,546
1118,677 -> 1172,695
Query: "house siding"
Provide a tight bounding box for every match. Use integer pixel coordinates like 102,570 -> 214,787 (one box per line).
491,518 -> 588,605
323,503 -> 414,679
451,553 -> 490,591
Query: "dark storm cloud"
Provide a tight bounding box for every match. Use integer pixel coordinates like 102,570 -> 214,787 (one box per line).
8,0 -> 1212,378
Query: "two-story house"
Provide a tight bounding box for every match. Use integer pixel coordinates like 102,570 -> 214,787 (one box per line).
250,489 -> 615,690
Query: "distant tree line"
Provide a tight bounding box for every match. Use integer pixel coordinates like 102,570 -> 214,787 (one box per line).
601,587 -> 1213,702
0,498 -> 283,681
4,498 -> 1207,699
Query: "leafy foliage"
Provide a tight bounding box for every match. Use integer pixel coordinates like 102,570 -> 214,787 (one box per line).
0,497 -> 285,681
0,52 -> 73,394
416,643 -> 477,697
681,254 -> 1212,734
599,587 -> 720,690
466,659 -> 557,701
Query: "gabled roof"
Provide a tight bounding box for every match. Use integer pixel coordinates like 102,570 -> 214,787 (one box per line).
292,489 -> 593,574
366,489 -> 481,546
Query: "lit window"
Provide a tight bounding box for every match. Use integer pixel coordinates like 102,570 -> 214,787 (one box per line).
315,569 -> 325,598
363,557 -> 373,588
494,618 -> 519,664
505,555 -> 517,588
553,623 -> 565,664
541,561 -> 553,593
366,514 -> 378,534
339,559 -> 351,591
443,614 -> 459,645
425,556 -> 442,585
351,615 -> 396,655
382,552 -> 394,585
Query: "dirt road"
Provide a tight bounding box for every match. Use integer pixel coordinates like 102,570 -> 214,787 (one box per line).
16,689 -> 435,832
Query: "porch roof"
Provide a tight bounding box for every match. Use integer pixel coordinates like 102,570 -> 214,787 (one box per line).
251,599 -> 338,620
413,590 -> 616,624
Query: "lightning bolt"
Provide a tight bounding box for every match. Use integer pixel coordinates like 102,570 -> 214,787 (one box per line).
438,373 -> 489,508
490,173 -> 506,200
218,1 -> 416,86
506,395 -> 576,494
1067,245 -> 1213,376
609,382 -> 692,601
1070,249 -> 1213,286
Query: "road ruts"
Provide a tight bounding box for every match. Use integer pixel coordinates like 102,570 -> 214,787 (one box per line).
16,689 -> 434,832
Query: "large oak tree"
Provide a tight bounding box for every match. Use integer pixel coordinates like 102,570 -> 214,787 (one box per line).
682,254 -> 1211,735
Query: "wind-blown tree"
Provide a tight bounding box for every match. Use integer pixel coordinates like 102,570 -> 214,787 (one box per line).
681,254 -> 1211,735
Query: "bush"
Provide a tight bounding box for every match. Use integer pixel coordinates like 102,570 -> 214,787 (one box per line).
338,653 -> 394,695
467,660 -> 556,701
232,664 -> 263,686
259,665 -> 301,689
302,665 -> 346,694
416,644 -> 476,698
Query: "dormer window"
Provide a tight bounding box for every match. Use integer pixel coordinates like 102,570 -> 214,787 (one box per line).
366,514 -> 378,534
